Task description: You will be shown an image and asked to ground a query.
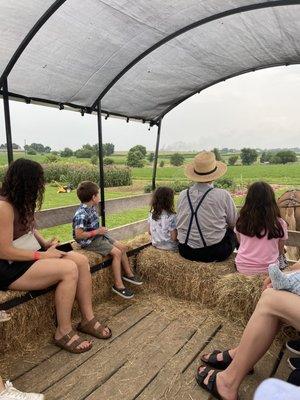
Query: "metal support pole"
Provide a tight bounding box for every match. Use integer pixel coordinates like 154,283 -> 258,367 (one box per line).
2,78 -> 13,165
152,119 -> 162,191
97,100 -> 106,226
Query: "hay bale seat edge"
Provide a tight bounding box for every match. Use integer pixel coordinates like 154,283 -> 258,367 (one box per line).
137,246 -> 264,326
0,239 -> 151,355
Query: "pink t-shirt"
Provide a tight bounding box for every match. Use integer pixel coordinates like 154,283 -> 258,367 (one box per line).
235,218 -> 288,276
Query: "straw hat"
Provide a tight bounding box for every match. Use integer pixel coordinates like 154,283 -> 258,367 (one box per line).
185,151 -> 227,182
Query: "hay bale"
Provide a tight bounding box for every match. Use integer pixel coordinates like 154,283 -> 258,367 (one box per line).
0,289 -> 27,305
137,246 -> 236,305
213,273 -> 263,325
123,233 -> 150,250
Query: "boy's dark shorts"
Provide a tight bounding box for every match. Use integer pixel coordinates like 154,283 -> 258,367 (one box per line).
84,235 -> 115,256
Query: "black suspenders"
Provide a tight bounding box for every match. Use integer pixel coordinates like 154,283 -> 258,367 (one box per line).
184,188 -> 213,247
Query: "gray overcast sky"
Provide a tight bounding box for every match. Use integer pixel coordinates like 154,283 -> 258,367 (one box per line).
1,65 -> 300,152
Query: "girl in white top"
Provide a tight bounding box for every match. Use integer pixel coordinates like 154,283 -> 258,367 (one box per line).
148,187 -> 178,251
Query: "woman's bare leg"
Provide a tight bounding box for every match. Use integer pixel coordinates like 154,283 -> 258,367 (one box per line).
64,251 -> 110,336
200,289 -> 300,400
9,259 -> 90,349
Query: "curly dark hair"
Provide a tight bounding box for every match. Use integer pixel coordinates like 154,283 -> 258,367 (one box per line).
0,158 -> 45,230
150,186 -> 175,221
236,181 -> 284,239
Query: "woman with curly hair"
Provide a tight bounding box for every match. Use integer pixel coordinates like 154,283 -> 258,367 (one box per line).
0,159 -> 111,353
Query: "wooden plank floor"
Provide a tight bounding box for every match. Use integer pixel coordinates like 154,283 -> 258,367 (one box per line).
6,293 -> 286,400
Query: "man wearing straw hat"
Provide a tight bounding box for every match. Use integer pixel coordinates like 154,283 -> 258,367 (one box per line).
177,150 -> 237,262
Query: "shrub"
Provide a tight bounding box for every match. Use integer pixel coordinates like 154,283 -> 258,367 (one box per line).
170,181 -> 191,193
170,153 -> 184,166
260,151 -> 273,163
0,166 -> 7,183
144,183 -> 153,193
103,143 -> 115,156
159,160 -> 165,167
126,148 -> 145,167
103,157 -> 114,165
270,155 -> 282,164
240,148 -> 258,165
271,150 -> 297,164
90,155 -> 98,165
212,148 -> 222,161
42,163 -> 131,187
130,145 -> 147,157
45,154 -> 59,163
60,147 -> 73,157
147,152 -> 154,162
228,155 -> 238,166
75,149 -> 93,158
214,178 -> 235,190
27,148 -> 37,155
144,181 -> 191,194
0,163 -> 131,188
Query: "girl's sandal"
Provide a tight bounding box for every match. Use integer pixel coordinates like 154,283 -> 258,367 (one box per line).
77,317 -> 112,339
54,330 -> 93,353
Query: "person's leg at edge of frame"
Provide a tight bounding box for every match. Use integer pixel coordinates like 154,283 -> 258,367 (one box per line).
63,251 -> 111,337
198,289 -> 300,400
9,259 -> 91,351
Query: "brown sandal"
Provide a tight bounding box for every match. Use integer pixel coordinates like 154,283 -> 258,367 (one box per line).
54,329 -> 93,353
77,317 -> 112,339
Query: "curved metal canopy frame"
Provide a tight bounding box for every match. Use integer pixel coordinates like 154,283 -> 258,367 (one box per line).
0,0 -> 67,88
0,0 -> 299,124
92,0 -> 300,111
157,62 -> 300,122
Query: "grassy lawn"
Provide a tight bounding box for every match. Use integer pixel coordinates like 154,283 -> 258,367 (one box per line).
41,206 -> 149,242
43,183 -> 145,209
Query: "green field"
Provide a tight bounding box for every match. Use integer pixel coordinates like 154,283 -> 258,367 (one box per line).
133,163 -> 300,186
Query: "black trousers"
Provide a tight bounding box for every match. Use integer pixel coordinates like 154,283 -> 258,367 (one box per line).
178,228 -> 236,263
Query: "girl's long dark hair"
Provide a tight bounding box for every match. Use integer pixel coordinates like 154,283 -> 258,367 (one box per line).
0,159 -> 45,229
236,181 -> 284,239
150,186 -> 175,221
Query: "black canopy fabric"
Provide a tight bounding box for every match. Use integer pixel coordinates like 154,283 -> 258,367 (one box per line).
1,0 -> 300,123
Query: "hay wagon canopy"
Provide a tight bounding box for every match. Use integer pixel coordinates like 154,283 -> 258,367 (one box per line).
1,0 -> 300,124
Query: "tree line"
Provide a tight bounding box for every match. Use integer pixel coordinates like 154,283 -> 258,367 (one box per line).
1,141 -> 298,167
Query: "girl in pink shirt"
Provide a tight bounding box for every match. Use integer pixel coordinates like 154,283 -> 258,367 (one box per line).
235,181 -> 288,276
